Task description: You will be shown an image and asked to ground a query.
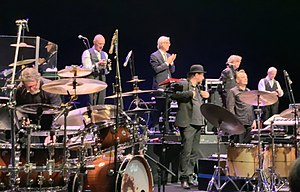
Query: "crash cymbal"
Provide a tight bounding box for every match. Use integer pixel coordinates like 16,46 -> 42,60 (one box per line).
125,108 -> 154,116
10,42 -> 35,48
42,78 -> 107,95
200,103 -> 245,135
123,89 -> 158,95
17,103 -> 61,115
8,59 -> 36,67
127,78 -> 145,83
159,78 -> 181,86
105,93 -> 132,99
58,67 -> 92,78
239,90 -> 278,106
55,104 -> 116,127
280,108 -> 300,119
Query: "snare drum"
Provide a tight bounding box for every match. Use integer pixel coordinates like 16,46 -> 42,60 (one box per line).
70,154 -> 153,192
263,144 -> 295,178
227,144 -> 258,178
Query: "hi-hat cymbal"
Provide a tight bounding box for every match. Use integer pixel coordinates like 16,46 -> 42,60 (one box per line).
280,108 -> 300,119
123,89 -> 158,95
55,104 -> 116,127
17,103 -> 61,115
42,78 -> 107,95
8,59 -> 36,67
200,103 -> 245,135
127,78 -> 145,83
58,67 -> 92,78
239,90 -> 278,106
125,108 -> 154,116
10,42 -> 35,48
105,93 -> 132,99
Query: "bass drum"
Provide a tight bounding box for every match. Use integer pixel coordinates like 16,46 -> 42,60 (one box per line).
70,154 -> 153,192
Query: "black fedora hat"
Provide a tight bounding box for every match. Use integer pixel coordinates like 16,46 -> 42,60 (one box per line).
188,64 -> 206,74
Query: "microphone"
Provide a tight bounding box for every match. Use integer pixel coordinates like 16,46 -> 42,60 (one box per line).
78,35 -> 88,40
109,29 -> 118,54
283,70 -> 293,84
123,50 -> 133,67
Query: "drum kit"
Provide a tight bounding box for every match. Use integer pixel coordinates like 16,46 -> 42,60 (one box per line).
201,90 -> 294,192
0,65 -> 155,192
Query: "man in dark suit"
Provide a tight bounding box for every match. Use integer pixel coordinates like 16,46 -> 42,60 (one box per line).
171,64 -> 209,189
149,36 -> 176,132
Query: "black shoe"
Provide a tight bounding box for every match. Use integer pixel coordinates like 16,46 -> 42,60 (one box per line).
181,181 -> 190,189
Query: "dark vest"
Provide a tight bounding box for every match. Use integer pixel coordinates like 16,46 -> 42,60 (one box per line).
88,48 -> 107,81
264,79 -> 278,92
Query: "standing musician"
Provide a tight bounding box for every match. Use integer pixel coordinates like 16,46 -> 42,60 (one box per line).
15,67 -> 62,142
258,67 -> 284,121
149,36 -> 176,132
219,55 -> 242,107
82,34 -> 110,105
171,64 -> 209,189
226,70 -> 256,143
38,41 -> 58,74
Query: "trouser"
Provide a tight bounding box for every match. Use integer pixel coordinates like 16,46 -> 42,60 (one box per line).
179,125 -> 202,182
231,125 -> 252,143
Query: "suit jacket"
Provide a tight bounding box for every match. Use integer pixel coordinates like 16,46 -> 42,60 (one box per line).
170,79 -> 194,127
150,50 -> 175,89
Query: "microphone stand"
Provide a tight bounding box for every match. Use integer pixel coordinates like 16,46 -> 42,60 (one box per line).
110,29 -> 124,192
284,71 -> 298,158
7,19 -> 27,191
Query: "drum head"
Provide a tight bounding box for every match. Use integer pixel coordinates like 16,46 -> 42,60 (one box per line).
119,156 -> 153,192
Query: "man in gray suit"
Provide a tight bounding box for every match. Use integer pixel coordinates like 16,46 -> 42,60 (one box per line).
149,36 -> 176,132
171,64 -> 209,189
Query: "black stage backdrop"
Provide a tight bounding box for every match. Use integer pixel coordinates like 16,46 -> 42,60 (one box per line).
1,0 -> 300,111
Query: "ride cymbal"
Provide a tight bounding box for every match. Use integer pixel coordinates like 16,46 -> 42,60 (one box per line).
42,78 -> 107,95
58,67 -> 92,78
8,59 -> 36,67
200,103 -> 245,135
239,90 -> 278,106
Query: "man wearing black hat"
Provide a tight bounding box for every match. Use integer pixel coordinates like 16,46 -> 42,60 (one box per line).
171,64 -> 209,189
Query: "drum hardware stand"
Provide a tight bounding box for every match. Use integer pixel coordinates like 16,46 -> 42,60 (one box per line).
144,153 -> 176,192
252,103 -> 270,192
6,18 -> 29,191
207,128 -> 239,192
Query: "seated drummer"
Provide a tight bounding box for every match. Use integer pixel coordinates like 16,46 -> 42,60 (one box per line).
226,70 -> 256,143
15,67 -> 62,136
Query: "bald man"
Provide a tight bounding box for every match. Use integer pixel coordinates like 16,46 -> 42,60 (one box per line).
82,34 -> 109,105
258,67 -> 284,121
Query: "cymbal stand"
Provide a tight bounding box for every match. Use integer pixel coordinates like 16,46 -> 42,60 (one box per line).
253,99 -> 270,192
7,18 -> 28,191
207,127 -> 239,192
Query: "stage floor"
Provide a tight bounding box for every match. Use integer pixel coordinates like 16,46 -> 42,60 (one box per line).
153,182 -> 290,192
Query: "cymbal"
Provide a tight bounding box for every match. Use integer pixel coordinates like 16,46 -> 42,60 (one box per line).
159,78 -> 181,86
55,104 -> 116,127
42,78 -> 107,95
10,42 -> 35,48
58,67 -> 92,78
105,93 -> 132,99
239,90 -> 278,106
127,78 -> 145,83
280,108 -> 300,119
8,59 -> 36,67
123,89 -> 158,95
17,103 -> 61,115
125,108 -> 154,116
200,103 -> 245,135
